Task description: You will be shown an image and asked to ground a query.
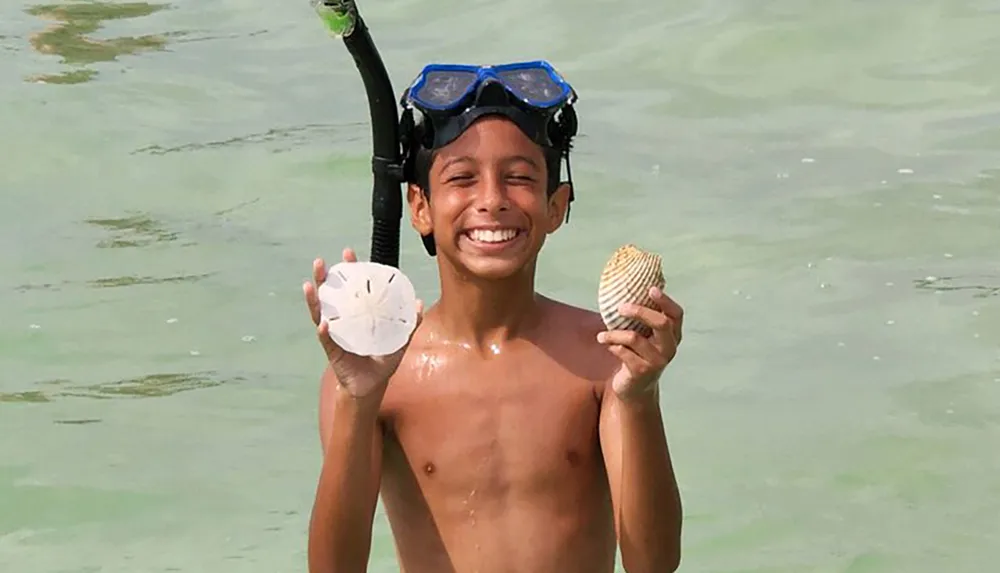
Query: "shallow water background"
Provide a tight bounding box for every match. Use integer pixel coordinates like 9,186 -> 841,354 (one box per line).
2,0 -> 999,571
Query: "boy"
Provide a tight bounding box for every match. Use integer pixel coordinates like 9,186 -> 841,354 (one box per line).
304,61 -> 684,573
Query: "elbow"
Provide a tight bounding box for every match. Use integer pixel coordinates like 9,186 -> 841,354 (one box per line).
643,550 -> 682,573
662,549 -> 682,573
627,555 -> 681,573
621,537 -> 682,573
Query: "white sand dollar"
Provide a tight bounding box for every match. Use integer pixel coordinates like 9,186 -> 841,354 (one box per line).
597,244 -> 666,335
318,261 -> 419,357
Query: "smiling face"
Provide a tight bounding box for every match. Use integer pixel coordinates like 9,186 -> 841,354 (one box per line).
407,115 -> 571,281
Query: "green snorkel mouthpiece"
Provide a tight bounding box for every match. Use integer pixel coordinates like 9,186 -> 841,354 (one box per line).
312,0 -> 404,268
312,0 -> 356,37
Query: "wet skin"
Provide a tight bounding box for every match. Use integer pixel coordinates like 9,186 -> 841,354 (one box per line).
307,117 -> 684,573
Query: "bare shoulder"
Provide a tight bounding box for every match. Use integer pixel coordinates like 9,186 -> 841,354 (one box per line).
534,296 -> 618,388
538,296 -> 606,336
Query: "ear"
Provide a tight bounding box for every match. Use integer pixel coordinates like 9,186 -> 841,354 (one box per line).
544,182 -> 572,233
407,183 -> 433,236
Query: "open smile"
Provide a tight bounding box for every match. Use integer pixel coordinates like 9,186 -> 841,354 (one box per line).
464,228 -> 522,244
460,227 -> 526,254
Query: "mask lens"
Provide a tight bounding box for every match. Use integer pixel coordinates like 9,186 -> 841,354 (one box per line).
496,67 -> 565,107
413,70 -> 478,109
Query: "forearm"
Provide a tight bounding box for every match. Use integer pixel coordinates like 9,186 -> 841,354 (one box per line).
308,384 -> 384,573
611,390 -> 683,572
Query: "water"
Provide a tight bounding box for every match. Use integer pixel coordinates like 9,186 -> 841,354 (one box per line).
2,0 -> 999,571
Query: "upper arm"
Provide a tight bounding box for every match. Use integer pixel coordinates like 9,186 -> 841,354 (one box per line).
598,385 -> 624,538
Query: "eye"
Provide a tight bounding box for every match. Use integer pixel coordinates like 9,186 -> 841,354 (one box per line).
506,173 -> 536,184
445,173 -> 476,185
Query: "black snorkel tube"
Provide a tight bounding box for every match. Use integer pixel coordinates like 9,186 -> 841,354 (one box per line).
313,0 -> 403,268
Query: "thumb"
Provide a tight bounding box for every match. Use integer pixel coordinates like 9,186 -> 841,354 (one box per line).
414,299 -> 425,331
317,320 -> 345,363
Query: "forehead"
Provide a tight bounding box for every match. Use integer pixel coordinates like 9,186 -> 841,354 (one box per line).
433,115 -> 544,163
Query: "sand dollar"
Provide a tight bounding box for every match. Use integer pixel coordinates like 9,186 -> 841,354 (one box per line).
318,261 -> 419,357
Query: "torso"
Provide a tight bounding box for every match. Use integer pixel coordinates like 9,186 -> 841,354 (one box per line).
376,298 -> 619,573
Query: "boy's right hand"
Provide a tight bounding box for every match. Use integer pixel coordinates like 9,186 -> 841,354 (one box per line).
303,248 -> 423,399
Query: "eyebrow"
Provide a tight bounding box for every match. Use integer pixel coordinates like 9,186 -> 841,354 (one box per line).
439,156 -> 475,171
439,155 -> 541,170
504,155 -> 541,169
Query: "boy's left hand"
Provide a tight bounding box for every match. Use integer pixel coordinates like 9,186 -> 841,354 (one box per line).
597,286 -> 684,401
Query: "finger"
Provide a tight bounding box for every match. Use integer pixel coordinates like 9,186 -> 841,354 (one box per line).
312,258 -> 327,287
617,302 -> 678,350
617,303 -> 672,336
650,287 -> 683,341
316,320 -> 344,362
343,248 -> 357,263
303,281 -> 321,325
605,344 -> 648,377
414,299 -> 425,330
598,329 -> 661,361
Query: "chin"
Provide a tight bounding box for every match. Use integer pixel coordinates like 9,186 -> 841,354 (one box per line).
461,257 -> 530,280
450,232 -> 542,280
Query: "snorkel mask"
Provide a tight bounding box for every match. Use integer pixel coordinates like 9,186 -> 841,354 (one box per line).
313,0 -> 579,264
399,60 -> 580,256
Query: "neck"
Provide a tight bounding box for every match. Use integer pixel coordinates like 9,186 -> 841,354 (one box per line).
435,258 -> 540,349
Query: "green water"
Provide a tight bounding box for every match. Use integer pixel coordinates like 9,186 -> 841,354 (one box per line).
2,0 -> 999,571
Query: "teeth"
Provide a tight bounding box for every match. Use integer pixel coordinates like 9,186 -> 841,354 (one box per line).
467,229 -> 518,243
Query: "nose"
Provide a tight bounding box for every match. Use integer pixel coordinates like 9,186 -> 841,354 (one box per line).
474,172 -> 509,213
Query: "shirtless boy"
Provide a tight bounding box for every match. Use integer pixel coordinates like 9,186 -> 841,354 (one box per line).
304,61 -> 684,573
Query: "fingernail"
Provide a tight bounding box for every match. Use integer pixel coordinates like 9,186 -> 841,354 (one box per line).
596,332 -> 607,343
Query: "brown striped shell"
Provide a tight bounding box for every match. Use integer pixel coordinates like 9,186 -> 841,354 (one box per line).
597,244 -> 665,335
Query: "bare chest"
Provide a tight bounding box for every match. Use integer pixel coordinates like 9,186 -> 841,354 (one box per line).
380,355 -> 605,503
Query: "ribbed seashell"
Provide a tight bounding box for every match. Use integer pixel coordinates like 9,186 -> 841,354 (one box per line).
598,244 -> 665,335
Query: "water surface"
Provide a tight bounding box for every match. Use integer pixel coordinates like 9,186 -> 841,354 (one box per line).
2,0 -> 999,571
